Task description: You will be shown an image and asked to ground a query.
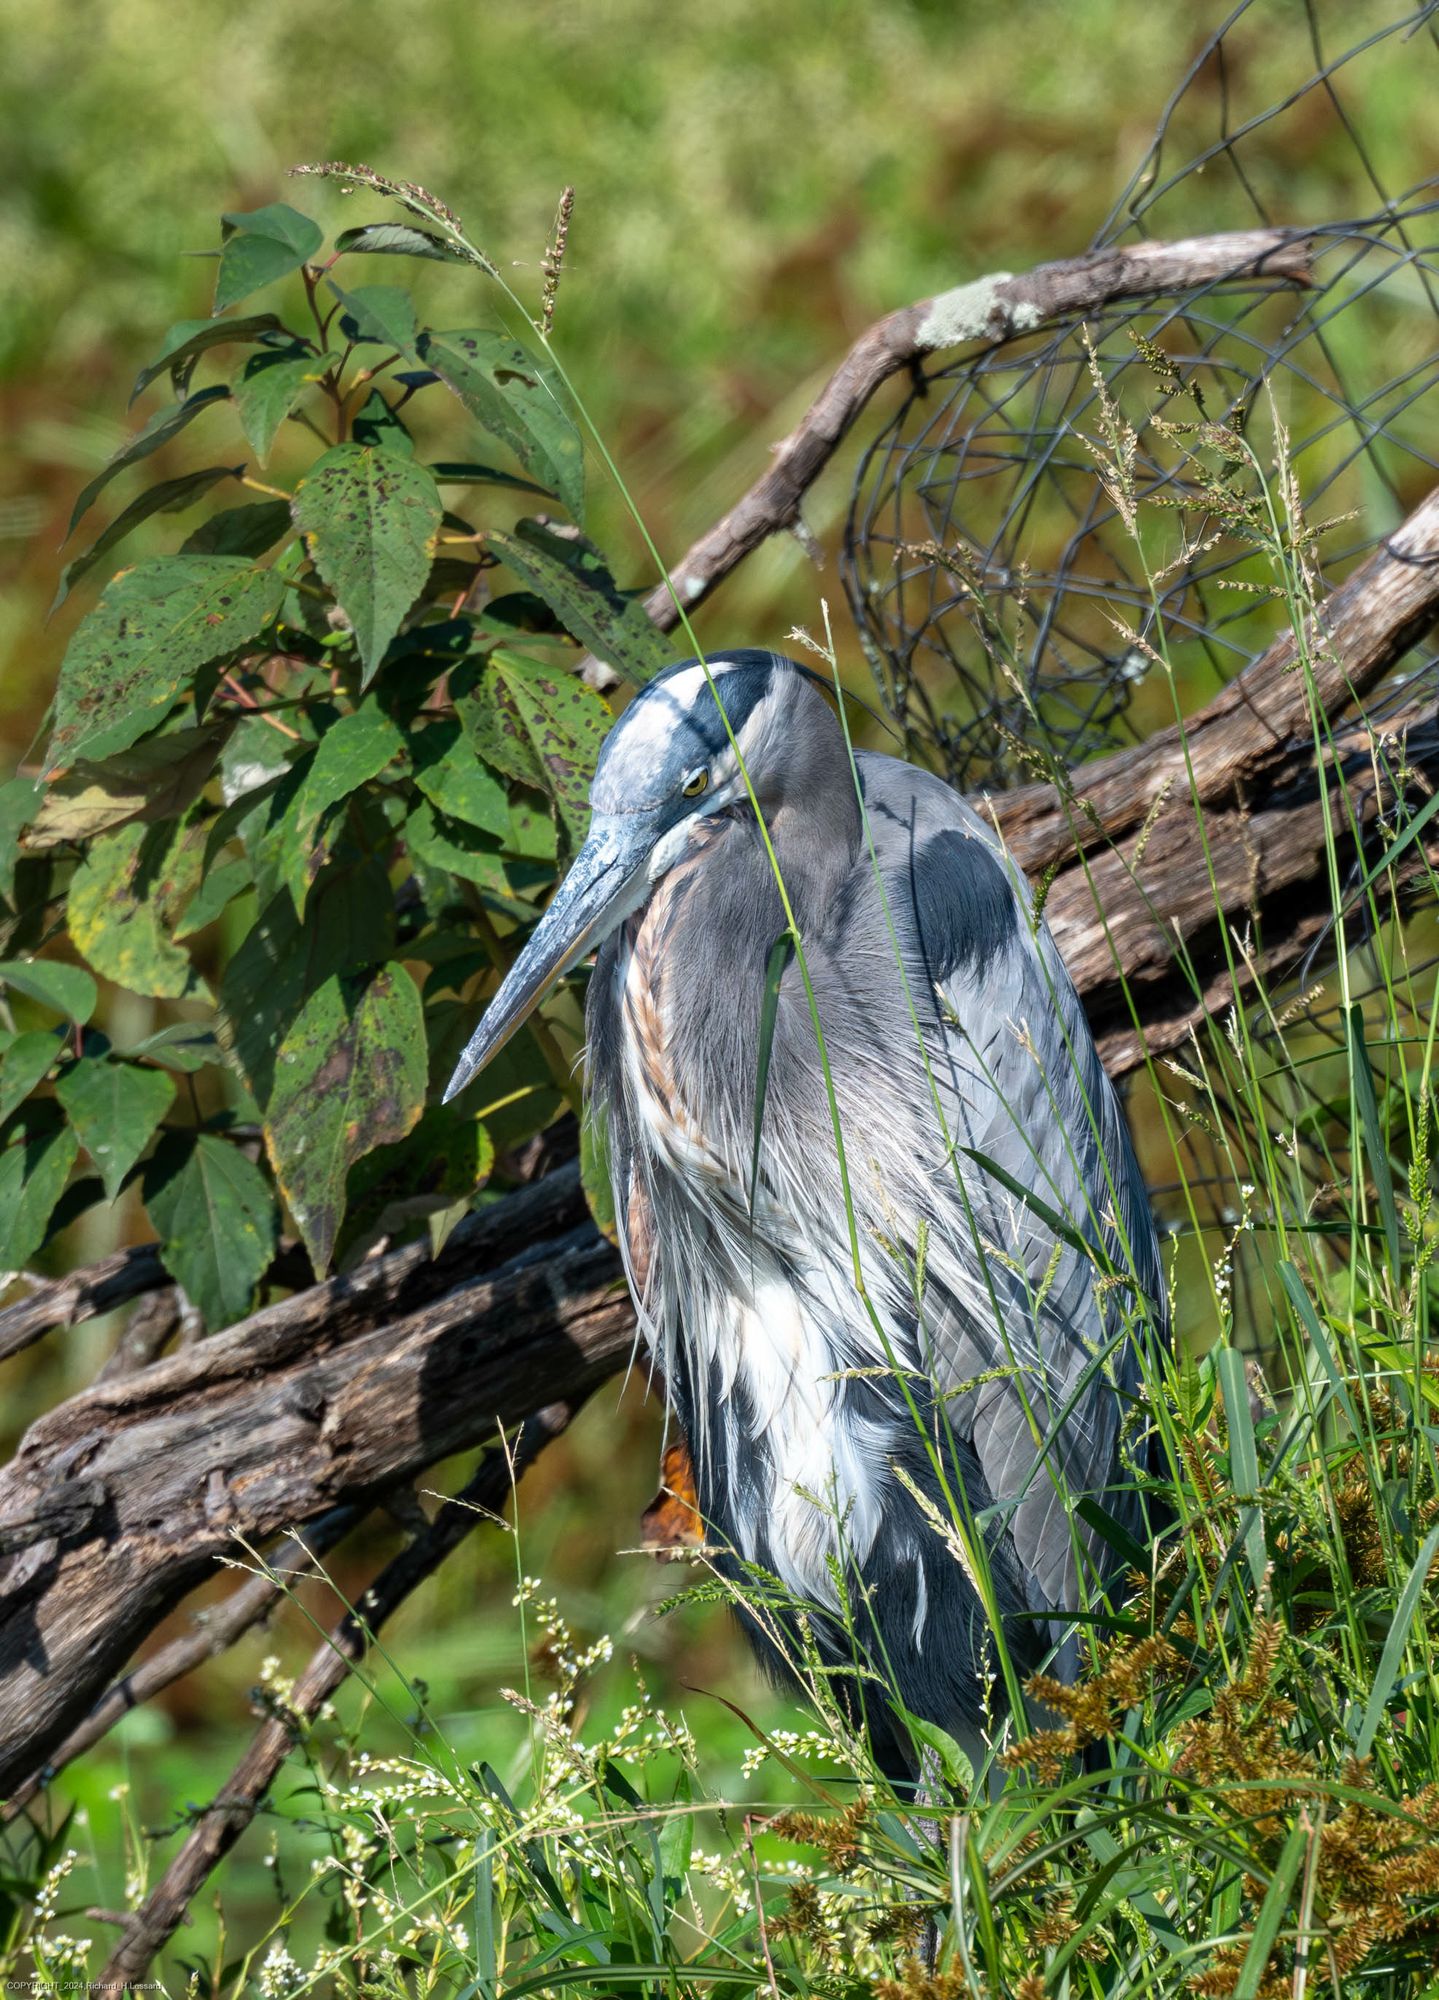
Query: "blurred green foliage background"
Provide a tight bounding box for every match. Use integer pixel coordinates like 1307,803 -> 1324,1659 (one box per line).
2,0 -> 1432,1973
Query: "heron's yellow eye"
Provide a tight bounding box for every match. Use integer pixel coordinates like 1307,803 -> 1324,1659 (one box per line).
682,769 -> 709,798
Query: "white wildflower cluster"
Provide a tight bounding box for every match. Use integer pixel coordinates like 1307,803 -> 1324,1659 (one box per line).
322,1752 -> 464,1816
740,1728 -> 847,1777
689,1847 -> 752,1911
257,1940 -> 306,1997
32,1849 -> 78,1925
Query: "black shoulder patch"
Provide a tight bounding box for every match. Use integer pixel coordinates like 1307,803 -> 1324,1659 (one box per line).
910,828 -> 1020,980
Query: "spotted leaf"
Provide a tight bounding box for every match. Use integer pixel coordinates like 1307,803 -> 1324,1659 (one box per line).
263,963 -> 428,1272
291,444 -> 442,684
45,557 -> 284,775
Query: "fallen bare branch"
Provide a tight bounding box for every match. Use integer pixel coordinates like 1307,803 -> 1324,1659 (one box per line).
3,1505 -> 362,1824
577,227 -> 1313,678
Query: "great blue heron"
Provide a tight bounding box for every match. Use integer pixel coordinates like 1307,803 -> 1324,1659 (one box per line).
447,650 -> 1165,1778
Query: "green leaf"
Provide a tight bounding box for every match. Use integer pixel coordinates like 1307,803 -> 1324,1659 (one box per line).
233,349 -> 322,463
328,281 -> 418,352
0,778 -> 42,901
889,1703 -> 974,1792
122,1020 -> 222,1073
432,459 -> 552,498
215,202 -> 324,314
27,725 -> 228,850
454,650 -> 609,850
67,387 -> 230,537
173,856 -> 252,940
352,390 -> 413,455
1232,1818 -> 1308,2000
220,864 -> 394,1106
67,820 -> 205,1000
281,702 -> 406,914
487,527 -> 669,685
334,221 -> 469,264
0,958 -> 97,1023
181,498 -> 294,559
290,444 -> 442,684
420,329 -> 584,523
264,964 -> 428,1271
340,1103 -> 493,1262
580,1099 -> 618,1246
131,314 -> 290,403
46,557 -> 285,774
1216,1346 -> 1266,1588
56,1056 -> 175,1201
54,466 -> 243,608
143,1132 -> 277,1328
1347,1003 -> 1402,1277
0,1030 -> 64,1127
0,1124 -> 79,1271
411,718 -> 509,837
1353,1521 -> 1439,1759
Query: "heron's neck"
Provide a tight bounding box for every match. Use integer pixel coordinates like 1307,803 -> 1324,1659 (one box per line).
755,711 -> 862,931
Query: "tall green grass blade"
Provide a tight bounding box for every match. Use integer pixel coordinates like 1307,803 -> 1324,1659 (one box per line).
1350,785 -> 1439,899
1278,1260 -> 1361,1434
1353,1521 -> 1439,1759
1217,1346 -> 1267,1588
749,929 -> 794,1217
1233,1817 -> 1308,2000
1347,1002 -> 1402,1277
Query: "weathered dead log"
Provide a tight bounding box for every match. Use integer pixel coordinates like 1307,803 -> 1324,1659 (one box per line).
0,1167 -> 629,1794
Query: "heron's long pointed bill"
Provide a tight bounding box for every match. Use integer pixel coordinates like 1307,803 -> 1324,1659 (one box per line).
443,818 -> 648,1102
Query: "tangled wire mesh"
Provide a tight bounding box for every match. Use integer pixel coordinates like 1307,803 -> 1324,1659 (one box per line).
843,0 -> 1439,794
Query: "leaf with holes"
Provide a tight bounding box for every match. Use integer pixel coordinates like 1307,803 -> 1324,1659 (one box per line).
67,820 -> 206,1000
46,557 -> 284,774
454,650 -> 609,850
56,1056 -> 176,1201
143,1132 -> 277,1329
264,963 -> 428,1272
215,202 -> 323,314
0,1124 -> 79,1271
291,444 -> 442,684
420,329 -> 584,523
67,387 -> 231,537
487,526 -> 669,686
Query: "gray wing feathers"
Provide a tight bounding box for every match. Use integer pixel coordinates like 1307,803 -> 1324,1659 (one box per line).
856,753 -> 1162,1625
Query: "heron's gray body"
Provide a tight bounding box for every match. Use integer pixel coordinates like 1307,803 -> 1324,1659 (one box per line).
448,650 -> 1164,1769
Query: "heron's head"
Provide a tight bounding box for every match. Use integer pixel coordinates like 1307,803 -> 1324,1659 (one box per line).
444,650 -> 814,1098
